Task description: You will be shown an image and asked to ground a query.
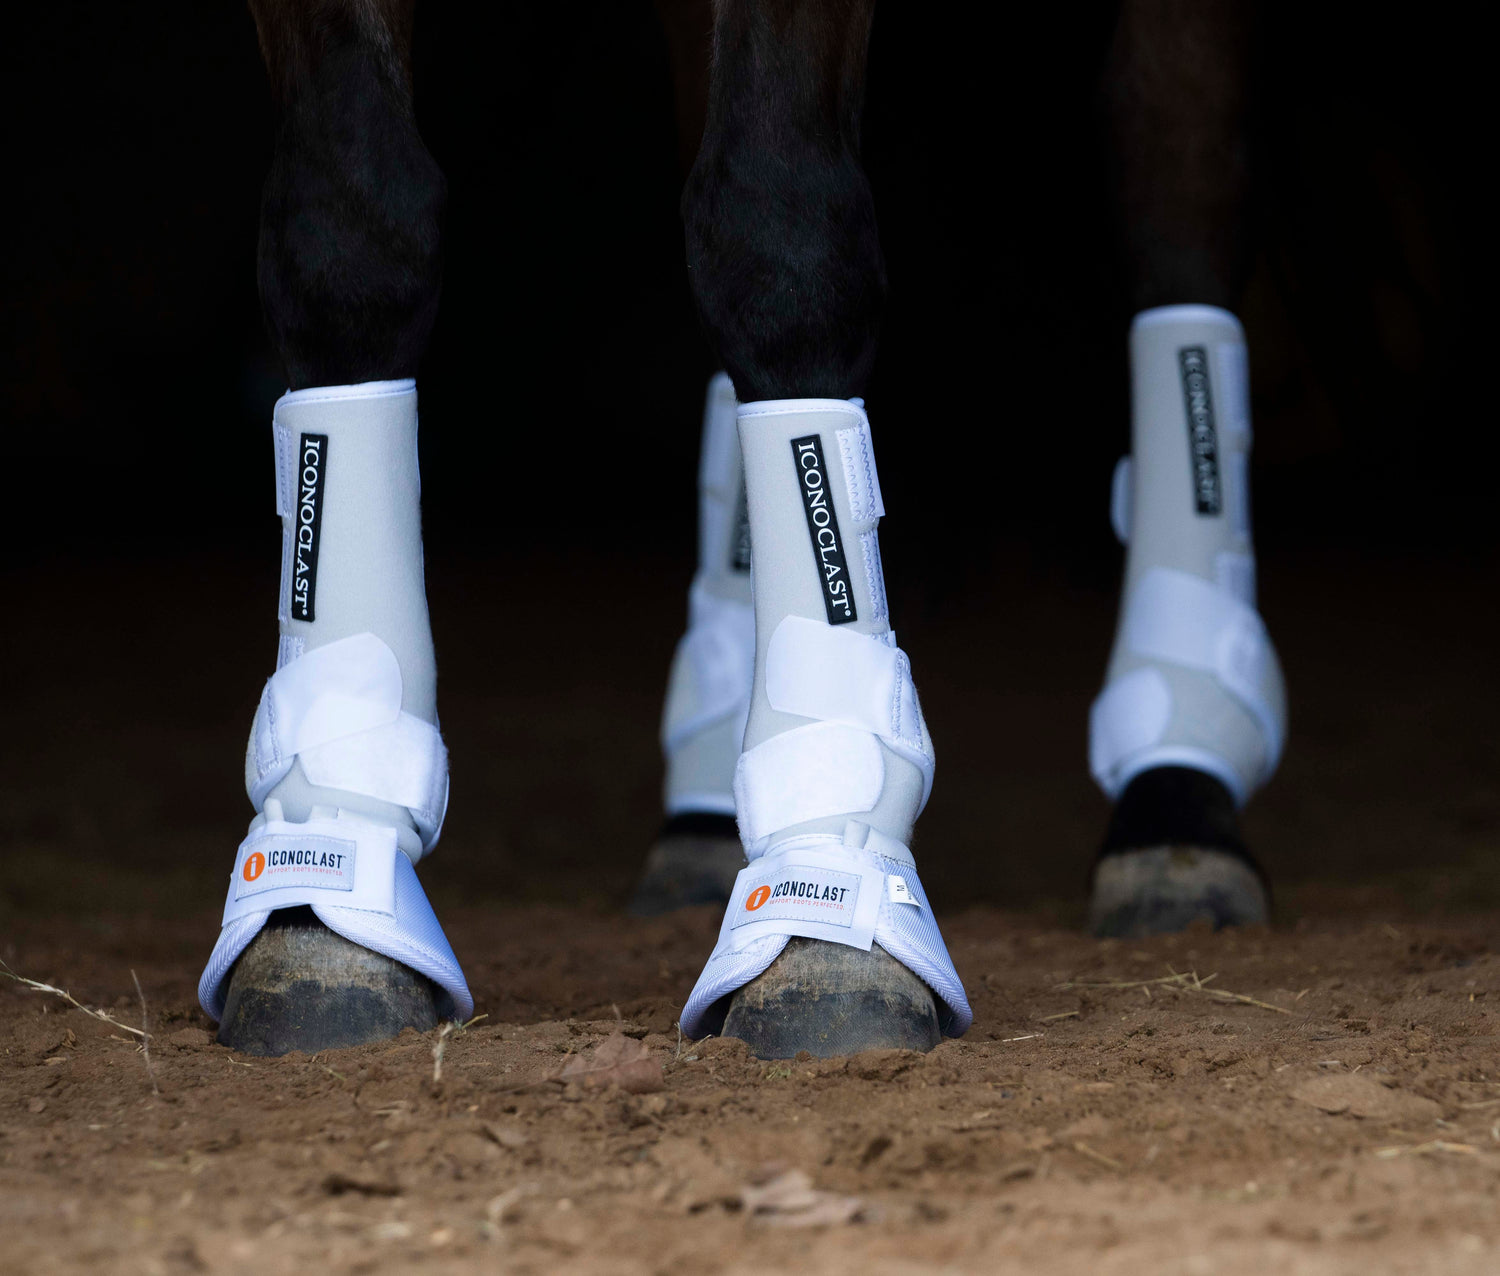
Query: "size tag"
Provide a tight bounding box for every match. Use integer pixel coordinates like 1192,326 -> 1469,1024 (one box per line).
887,875 -> 919,907
717,843 -> 883,955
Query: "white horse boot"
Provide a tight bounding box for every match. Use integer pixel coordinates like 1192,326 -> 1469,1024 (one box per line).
198,380 -> 471,1054
632,373 -> 754,913
1090,306 -> 1286,935
681,399 -> 971,1057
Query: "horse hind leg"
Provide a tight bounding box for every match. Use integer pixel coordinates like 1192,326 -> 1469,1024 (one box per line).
1089,0 -> 1277,937
205,0 -> 458,1055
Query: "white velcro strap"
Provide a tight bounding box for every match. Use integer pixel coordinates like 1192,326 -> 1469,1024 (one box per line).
679,826 -> 973,1039
1089,666 -> 1172,788
836,419 -> 885,528
249,632 -> 449,850
198,813 -> 472,1022
762,615 -> 934,806
1122,568 -> 1281,767
734,722 -> 885,846
297,714 -> 449,843
253,633 -> 402,773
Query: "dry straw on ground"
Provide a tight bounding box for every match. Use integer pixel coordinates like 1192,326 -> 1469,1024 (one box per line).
1057,968 -> 1295,1015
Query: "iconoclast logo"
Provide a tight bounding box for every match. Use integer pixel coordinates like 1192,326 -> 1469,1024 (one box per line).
790,434 -> 857,625
242,851 -> 266,882
1178,347 -> 1222,516
291,433 -> 329,622
745,884 -> 771,911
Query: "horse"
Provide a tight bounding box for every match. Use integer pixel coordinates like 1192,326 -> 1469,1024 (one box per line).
199,0 -> 1280,1060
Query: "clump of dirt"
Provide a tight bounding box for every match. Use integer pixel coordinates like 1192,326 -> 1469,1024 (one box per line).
5,906 -> 1499,1274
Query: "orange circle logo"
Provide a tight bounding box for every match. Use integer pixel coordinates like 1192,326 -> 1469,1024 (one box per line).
243,852 -> 266,882
745,885 -> 771,911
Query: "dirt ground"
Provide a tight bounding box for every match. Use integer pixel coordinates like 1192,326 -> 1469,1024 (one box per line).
4,548 -> 1500,1274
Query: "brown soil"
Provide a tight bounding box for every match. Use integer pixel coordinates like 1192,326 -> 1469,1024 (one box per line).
5,550 -> 1500,1273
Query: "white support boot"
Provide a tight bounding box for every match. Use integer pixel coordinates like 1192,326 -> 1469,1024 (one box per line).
681,398 -> 971,1056
1089,306 -> 1286,935
198,380 -> 471,1053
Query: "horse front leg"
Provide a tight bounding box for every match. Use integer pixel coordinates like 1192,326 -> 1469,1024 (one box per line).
676,0 -> 971,1058
199,0 -> 468,1054
1089,0 -> 1285,936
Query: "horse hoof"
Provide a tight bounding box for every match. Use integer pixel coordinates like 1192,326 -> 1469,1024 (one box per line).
217,907 -> 440,1056
721,937 -> 941,1059
1089,846 -> 1269,938
628,814 -> 745,916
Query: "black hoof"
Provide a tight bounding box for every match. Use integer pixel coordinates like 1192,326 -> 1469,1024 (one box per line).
1091,766 -> 1269,938
629,813 -> 745,916
722,937 -> 941,1059
1089,846 -> 1269,937
218,907 -> 440,1056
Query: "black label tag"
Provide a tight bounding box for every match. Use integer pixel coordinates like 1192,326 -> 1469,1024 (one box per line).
790,434 -> 857,625
291,433 -> 328,623
730,478 -> 752,573
1178,346 -> 1222,516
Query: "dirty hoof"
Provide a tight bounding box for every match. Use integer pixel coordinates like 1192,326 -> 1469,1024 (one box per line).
722,937 -> 941,1059
629,813 -> 745,916
218,907 -> 439,1056
1089,846 -> 1269,937
1093,766 -> 1268,937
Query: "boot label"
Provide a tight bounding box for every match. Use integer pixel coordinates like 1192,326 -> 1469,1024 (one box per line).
791,435 -> 857,625
731,862 -> 862,933
291,433 -> 328,622
1178,347 -> 1222,516
713,843 -> 884,954
233,834 -> 356,901
730,477 -> 752,573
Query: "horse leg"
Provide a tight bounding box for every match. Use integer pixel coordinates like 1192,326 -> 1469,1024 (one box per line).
675,0 -> 970,1057
1088,0 -> 1284,936
199,0 -> 468,1054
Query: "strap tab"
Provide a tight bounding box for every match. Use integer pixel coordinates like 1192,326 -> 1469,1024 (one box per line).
835,418 -> 885,528
223,817 -> 397,927
721,835 -> 883,954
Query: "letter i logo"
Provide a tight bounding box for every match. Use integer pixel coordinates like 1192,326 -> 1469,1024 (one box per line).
243,852 -> 265,882
745,885 -> 771,911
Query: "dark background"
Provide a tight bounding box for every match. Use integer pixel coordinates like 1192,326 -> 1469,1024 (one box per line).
3,3 -> 1497,916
